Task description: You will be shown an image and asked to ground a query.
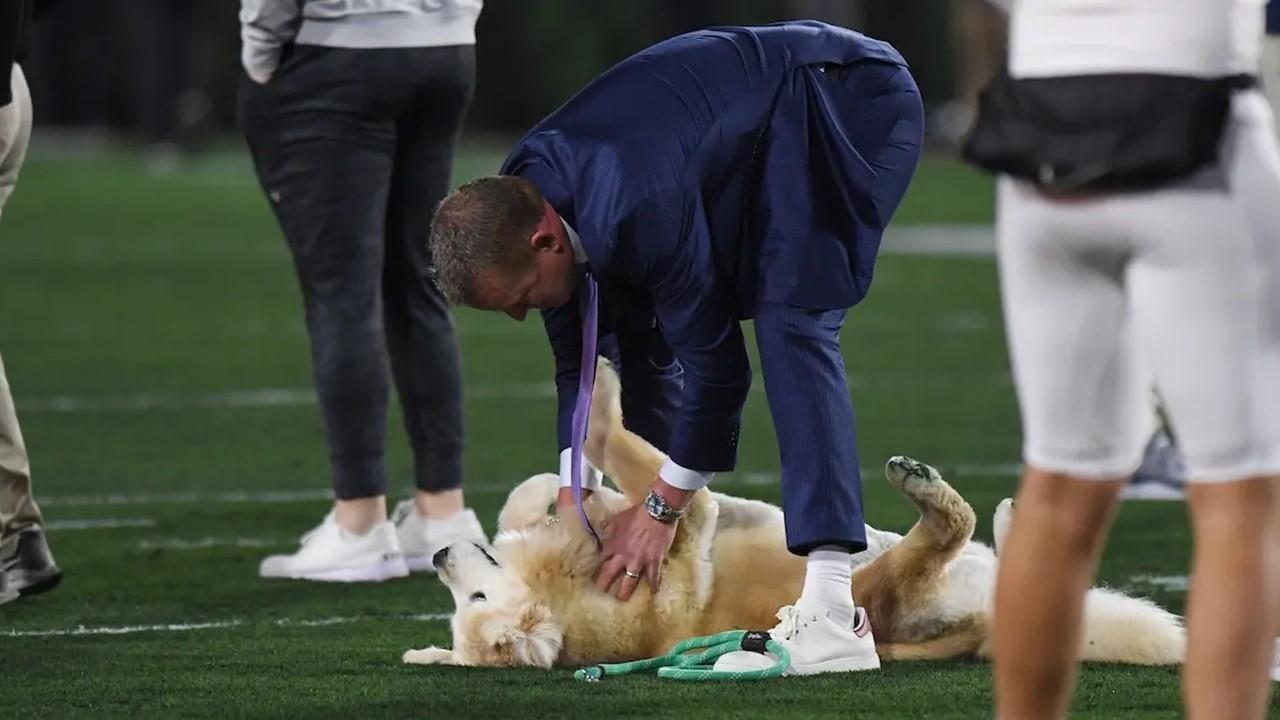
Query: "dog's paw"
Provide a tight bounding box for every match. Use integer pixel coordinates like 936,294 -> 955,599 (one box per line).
402,647 -> 459,666
885,455 -> 941,492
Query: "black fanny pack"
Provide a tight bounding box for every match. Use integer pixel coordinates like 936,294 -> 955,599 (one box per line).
962,72 -> 1256,192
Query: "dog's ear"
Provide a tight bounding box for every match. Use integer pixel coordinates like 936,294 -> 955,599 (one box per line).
402,646 -> 464,666
496,603 -> 563,669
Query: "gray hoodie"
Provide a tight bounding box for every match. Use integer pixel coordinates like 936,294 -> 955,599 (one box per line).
239,0 -> 483,83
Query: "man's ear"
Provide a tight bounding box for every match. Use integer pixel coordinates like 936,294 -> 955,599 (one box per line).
530,228 -> 562,254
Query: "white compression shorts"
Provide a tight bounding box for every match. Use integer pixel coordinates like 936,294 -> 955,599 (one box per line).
996,90 -> 1280,483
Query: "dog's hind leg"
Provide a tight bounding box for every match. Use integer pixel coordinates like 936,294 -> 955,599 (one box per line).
850,457 -> 977,641
884,456 -> 976,555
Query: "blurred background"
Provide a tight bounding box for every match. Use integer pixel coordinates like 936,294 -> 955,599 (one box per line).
21,0 -> 1007,162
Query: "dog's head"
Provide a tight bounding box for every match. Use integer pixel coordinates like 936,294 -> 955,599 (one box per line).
433,542 -> 563,668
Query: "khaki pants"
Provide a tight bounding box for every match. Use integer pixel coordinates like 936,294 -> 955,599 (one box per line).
0,63 -> 41,561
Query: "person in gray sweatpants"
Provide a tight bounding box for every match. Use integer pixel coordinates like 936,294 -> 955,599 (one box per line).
237,0 -> 488,582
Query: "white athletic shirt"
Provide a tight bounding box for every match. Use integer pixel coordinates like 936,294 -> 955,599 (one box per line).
1006,0 -> 1264,78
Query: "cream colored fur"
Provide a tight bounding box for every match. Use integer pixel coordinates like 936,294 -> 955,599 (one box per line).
405,359 -> 1185,669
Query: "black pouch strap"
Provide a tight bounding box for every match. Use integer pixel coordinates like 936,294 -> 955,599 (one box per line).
741,631 -> 771,654
963,71 -> 1256,192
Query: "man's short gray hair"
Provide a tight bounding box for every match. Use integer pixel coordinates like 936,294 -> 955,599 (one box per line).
428,176 -> 545,305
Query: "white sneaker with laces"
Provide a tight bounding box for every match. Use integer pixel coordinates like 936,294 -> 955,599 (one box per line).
259,512 -> 409,582
713,604 -> 881,675
391,501 -> 488,573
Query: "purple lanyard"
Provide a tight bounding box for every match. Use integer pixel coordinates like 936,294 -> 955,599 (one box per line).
569,272 -> 602,546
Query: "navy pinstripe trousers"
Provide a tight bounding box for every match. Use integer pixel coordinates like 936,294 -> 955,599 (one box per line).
755,303 -> 866,555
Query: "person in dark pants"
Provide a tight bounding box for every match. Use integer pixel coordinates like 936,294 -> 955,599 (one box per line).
429,21 -> 923,675
237,0 -> 486,583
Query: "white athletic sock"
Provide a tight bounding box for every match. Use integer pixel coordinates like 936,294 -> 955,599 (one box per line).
799,545 -> 856,628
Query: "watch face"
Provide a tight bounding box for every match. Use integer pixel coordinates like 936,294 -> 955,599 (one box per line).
646,491 -> 680,522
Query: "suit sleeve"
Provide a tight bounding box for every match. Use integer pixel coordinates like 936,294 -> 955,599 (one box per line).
633,198 -> 751,475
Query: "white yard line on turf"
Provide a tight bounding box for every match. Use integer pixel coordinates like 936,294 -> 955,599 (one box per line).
44,517 -> 156,530
2,613 -> 454,638
41,465 -> 1020,509
883,224 -> 995,256
41,488 -> 334,508
15,383 -> 558,413
15,373 -> 1010,416
1126,574 -> 1189,592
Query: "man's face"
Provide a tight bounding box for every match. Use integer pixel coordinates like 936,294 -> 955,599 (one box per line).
472,243 -> 578,321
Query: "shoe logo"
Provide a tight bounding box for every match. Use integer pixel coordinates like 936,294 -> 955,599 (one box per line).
853,609 -> 872,638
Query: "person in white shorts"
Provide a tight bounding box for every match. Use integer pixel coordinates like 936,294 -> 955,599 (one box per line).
964,1 -> 1280,718
969,0 -> 1191,502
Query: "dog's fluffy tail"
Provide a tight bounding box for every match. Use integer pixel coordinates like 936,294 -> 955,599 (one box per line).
1078,587 -> 1185,665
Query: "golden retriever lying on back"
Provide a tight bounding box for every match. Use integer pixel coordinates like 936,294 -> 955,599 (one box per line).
404,360 -> 1185,669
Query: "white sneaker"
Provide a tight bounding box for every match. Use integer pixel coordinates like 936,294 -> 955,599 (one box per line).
713,604 -> 881,675
391,501 -> 488,573
259,512 -> 409,582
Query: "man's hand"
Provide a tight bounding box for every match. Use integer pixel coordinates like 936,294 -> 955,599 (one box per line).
595,504 -> 677,600
594,479 -> 694,601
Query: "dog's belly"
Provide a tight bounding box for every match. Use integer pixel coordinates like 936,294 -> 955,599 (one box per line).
697,526 -> 807,633
895,548 -> 997,640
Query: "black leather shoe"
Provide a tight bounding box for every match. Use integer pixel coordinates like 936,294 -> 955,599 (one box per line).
4,527 -> 62,597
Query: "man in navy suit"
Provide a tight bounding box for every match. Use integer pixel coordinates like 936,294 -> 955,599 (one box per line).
429,21 -> 923,675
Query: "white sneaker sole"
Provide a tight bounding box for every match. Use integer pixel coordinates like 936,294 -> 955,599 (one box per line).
264,557 -> 410,583
1121,483 -> 1185,501
715,650 -> 881,675
787,653 -> 881,675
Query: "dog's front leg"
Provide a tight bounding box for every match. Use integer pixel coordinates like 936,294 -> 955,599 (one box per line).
402,647 -> 464,666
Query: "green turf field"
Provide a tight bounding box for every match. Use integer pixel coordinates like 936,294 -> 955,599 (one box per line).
0,146 -> 1266,718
